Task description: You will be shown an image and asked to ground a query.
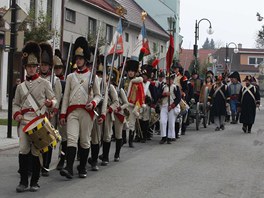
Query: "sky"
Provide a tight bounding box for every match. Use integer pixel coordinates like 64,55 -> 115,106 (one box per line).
180,0 -> 264,49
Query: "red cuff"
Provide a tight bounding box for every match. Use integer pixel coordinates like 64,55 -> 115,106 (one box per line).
53,108 -> 59,114
13,111 -> 21,120
60,114 -> 66,119
100,114 -> 106,120
150,81 -> 156,86
117,107 -> 121,112
170,103 -> 176,108
162,93 -> 167,97
91,101 -> 96,109
151,104 -> 155,108
108,107 -> 113,113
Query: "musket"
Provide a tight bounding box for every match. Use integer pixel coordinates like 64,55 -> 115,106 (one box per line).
64,35 -> 73,80
117,48 -> 129,92
89,21 -> 102,89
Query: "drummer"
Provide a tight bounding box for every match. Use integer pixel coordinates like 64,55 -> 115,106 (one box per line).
13,41 -> 57,192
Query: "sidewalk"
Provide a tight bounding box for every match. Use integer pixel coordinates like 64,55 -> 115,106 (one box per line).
0,110 -> 19,151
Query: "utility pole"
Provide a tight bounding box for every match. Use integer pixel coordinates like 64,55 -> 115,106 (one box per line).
7,0 -> 17,138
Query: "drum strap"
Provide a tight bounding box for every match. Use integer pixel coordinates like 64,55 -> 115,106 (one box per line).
21,83 -> 41,116
241,85 -> 255,102
70,73 -> 89,102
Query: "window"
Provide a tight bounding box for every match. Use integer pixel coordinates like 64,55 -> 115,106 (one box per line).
125,32 -> 129,42
161,45 -> 164,53
248,57 -> 264,65
106,24 -> 113,43
65,8 -> 76,23
89,17 -> 97,36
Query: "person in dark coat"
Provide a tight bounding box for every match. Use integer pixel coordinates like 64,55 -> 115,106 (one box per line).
208,75 -> 230,131
238,76 -> 260,133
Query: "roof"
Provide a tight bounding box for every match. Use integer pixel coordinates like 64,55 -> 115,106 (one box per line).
179,49 -> 216,70
115,0 -> 169,39
82,0 -> 120,17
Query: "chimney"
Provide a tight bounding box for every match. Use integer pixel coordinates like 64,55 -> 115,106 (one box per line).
238,43 -> 242,49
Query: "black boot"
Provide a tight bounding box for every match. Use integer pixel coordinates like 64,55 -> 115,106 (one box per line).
122,130 -> 127,145
60,147 -> 76,179
128,130 -> 134,148
114,139 -> 123,162
101,141 -> 111,166
56,141 -> 67,170
77,147 -> 89,178
88,144 -> 100,171
42,147 -> 53,176
159,137 -> 166,144
242,124 -> 247,133
16,154 -> 29,193
231,113 -> 237,124
29,155 -> 41,192
236,112 -> 240,123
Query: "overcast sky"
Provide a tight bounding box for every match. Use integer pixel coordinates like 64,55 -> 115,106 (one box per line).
180,0 -> 264,49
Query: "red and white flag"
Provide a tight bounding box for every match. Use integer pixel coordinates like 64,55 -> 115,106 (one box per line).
108,18 -> 124,55
166,34 -> 174,73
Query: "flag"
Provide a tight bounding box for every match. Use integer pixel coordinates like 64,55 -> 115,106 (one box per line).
131,22 -> 150,60
108,18 -> 124,55
166,34 -> 174,73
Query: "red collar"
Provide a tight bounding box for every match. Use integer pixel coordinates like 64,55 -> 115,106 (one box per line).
56,75 -> 65,80
76,68 -> 89,74
26,73 -> 39,81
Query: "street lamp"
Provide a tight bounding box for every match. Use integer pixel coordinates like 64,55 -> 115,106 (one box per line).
225,42 -> 239,74
193,18 -> 213,72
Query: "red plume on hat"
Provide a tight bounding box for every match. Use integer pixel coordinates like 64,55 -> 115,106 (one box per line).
139,47 -> 147,62
152,58 -> 160,68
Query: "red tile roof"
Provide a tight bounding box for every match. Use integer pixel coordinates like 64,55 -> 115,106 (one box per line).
83,0 -> 118,16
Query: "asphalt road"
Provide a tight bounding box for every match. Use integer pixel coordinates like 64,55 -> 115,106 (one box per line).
1,108 -> 264,198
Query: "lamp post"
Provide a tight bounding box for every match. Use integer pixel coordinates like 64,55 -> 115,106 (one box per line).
225,42 -> 239,75
193,18 -> 213,72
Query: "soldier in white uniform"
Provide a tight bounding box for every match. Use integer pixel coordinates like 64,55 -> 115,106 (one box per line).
13,41 -> 57,192
124,59 -> 145,148
159,73 -> 181,144
39,42 -> 62,176
59,37 -> 101,179
98,67 -> 119,166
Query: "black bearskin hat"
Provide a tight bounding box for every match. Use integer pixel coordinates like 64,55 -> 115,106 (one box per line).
126,59 -> 139,72
39,42 -> 53,66
72,36 -> 90,63
22,41 -> 41,66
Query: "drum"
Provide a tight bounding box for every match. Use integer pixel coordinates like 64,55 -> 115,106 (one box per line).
23,115 -> 61,153
179,99 -> 189,112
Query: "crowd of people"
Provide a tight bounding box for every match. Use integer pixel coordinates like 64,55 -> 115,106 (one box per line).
12,37 -> 261,193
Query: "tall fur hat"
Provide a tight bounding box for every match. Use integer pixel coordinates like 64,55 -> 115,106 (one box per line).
22,41 -> 41,66
72,36 -> 90,63
39,42 -> 53,66
126,59 -> 139,72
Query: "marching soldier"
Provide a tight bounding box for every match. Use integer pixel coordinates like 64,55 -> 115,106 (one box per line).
159,73 -> 181,144
13,41 -> 57,192
59,37 -> 101,179
53,52 -> 68,170
189,70 -> 203,103
228,71 -> 242,124
208,75 -> 230,131
98,67 -> 119,165
123,59 -> 145,148
39,42 -> 62,176
238,76 -> 260,133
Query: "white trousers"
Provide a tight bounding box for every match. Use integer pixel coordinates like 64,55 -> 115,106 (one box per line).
160,105 -> 180,138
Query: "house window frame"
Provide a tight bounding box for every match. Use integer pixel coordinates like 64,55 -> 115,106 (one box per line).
248,56 -> 264,65
89,17 -> 97,36
65,8 -> 76,23
125,32 -> 129,42
106,24 -> 113,43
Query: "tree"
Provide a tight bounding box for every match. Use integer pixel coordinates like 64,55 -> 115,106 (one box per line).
202,37 -> 216,49
210,39 -> 215,49
256,25 -> 264,48
19,1 -> 54,43
202,38 -> 210,49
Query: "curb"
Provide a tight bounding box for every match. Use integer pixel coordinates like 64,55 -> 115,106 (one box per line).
0,143 -> 19,152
